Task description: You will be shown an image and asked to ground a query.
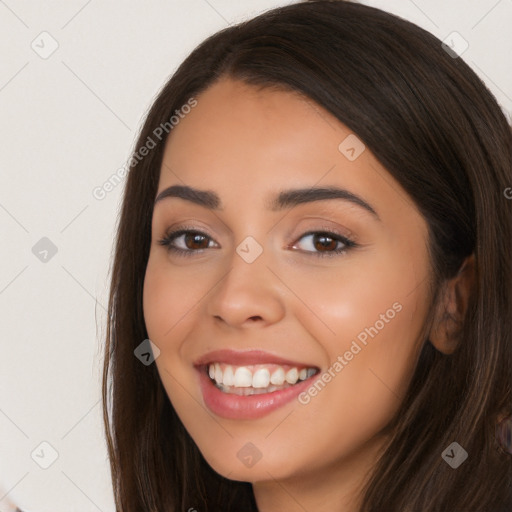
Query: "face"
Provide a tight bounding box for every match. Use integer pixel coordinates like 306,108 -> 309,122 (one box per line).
143,77 -> 433,485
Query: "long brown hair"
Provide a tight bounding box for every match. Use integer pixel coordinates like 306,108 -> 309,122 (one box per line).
102,1 -> 512,510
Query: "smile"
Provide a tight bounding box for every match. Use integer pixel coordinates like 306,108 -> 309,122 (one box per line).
208,362 -> 318,396
194,350 -> 321,419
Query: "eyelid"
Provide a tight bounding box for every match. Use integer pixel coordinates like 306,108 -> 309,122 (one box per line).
158,223 -> 358,257
287,227 -> 357,258
160,222 -> 355,243
158,224 -> 219,252
287,223 -> 356,246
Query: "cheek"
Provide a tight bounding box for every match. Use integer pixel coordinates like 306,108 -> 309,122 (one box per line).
142,257 -> 209,424
286,289 -> 428,474
288,245 -> 429,425
142,262 -> 173,341
282,246 -> 427,345
142,255 -> 208,341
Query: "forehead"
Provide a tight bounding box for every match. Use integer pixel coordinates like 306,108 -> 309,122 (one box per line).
157,78 -> 420,225
164,78 -> 336,163
162,79 -> 363,185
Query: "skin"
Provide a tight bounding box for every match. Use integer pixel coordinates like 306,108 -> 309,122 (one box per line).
142,77 -> 470,511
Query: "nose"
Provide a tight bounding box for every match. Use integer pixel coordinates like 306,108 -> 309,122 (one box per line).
206,245 -> 286,328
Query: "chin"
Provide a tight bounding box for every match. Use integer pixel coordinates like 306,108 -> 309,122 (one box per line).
197,441 -> 299,483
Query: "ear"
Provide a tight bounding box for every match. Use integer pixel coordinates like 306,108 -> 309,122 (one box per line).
429,254 -> 476,354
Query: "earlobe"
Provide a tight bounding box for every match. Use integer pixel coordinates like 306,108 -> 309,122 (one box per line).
429,254 -> 476,354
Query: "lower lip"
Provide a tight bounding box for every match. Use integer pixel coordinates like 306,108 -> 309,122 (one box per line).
197,368 -> 316,420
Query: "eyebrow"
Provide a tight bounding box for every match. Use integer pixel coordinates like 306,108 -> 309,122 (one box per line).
154,185 -> 380,219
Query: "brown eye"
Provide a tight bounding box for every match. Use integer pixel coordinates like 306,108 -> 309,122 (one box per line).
158,228 -> 218,256
291,230 -> 356,258
313,234 -> 338,252
183,232 -> 210,250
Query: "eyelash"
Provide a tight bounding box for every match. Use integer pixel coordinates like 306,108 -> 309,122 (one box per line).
158,224 -> 357,259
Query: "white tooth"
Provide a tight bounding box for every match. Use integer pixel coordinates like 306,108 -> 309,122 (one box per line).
306,368 -> 317,378
233,367 -> 253,387
223,365 -> 234,386
208,364 -> 215,380
285,368 -> 299,384
214,363 -> 223,385
270,367 -> 285,385
252,368 -> 270,388
299,368 -> 307,381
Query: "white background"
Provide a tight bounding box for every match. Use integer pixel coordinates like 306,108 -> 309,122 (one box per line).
0,1 -> 510,510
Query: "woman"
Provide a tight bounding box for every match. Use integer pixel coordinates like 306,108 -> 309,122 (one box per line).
102,1 -> 512,510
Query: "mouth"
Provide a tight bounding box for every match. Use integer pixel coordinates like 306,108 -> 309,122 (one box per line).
194,349 -> 320,419
203,362 -> 319,396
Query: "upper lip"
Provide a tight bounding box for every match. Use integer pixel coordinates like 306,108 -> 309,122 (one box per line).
194,349 -> 319,368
